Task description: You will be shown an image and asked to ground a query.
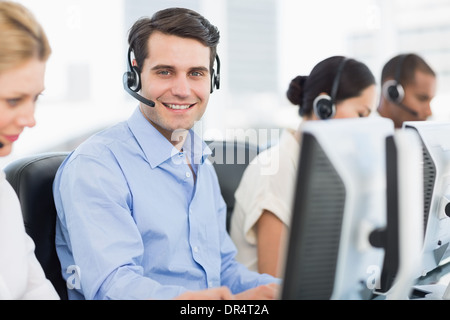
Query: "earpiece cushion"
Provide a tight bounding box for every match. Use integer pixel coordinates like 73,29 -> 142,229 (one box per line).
313,95 -> 335,119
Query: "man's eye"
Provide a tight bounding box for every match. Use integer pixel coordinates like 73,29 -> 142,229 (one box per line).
191,71 -> 203,77
158,70 -> 170,76
359,111 -> 368,118
7,98 -> 21,107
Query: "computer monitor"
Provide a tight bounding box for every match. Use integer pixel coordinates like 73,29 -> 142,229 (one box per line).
402,121 -> 450,278
280,117 -> 423,300
373,128 -> 424,299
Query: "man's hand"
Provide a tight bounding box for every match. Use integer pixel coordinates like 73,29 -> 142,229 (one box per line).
174,286 -> 235,300
234,283 -> 279,300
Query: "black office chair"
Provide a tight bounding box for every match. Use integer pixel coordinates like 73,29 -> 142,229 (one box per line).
207,140 -> 261,231
4,151 -> 69,300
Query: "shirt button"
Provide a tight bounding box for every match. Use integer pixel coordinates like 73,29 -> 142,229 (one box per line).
193,246 -> 199,253
186,172 -> 191,178
208,281 -> 213,288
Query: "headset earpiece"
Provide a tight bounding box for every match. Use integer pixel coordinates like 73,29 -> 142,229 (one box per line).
312,57 -> 349,120
123,47 -> 141,92
383,54 -> 409,105
383,79 -> 404,104
123,46 -> 155,108
313,95 -> 336,119
210,54 -> 221,93
129,66 -> 141,92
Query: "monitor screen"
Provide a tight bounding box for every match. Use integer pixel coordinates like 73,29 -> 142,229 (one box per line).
280,117 -> 423,300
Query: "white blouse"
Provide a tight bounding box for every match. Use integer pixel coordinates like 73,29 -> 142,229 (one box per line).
230,129 -> 300,272
0,170 -> 59,299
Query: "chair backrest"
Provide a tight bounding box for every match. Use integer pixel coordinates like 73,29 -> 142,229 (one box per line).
4,151 -> 69,300
207,140 -> 261,231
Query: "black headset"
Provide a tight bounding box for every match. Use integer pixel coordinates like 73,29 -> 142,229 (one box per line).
123,46 -> 221,108
123,46 -> 155,107
313,57 -> 349,120
381,54 -> 418,117
211,54 -> 221,93
382,54 -> 409,105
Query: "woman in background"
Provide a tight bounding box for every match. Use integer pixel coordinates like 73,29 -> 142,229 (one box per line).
230,55 -> 377,277
0,0 -> 59,299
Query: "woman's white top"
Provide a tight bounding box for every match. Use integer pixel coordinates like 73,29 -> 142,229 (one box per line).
0,170 -> 59,299
230,130 -> 300,272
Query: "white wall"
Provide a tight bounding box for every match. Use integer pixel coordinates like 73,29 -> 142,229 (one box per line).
1,0 -> 128,168
2,0 -> 450,168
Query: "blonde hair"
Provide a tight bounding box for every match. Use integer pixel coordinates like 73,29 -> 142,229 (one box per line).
0,1 -> 51,72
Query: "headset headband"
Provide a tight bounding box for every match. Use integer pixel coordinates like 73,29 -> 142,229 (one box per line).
394,54 -> 410,85
331,57 -> 349,102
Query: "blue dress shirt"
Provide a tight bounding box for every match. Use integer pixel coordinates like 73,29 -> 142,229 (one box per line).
53,107 -> 277,300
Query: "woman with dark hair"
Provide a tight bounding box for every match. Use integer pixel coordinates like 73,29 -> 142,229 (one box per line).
230,55 -> 377,277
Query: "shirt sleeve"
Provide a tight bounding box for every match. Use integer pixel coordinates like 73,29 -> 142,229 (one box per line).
234,147 -> 294,246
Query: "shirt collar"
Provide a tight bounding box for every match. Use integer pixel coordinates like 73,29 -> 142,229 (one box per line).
127,107 -> 211,168
183,129 -> 212,166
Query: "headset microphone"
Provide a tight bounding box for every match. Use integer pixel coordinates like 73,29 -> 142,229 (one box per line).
0,142 -> 3,148
123,46 -> 155,108
397,102 -> 419,117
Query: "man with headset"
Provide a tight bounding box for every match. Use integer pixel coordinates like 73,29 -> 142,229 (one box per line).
53,7 -> 279,300
377,53 -> 436,128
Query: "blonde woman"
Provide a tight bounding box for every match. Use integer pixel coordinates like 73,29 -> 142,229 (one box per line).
0,1 -> 59,299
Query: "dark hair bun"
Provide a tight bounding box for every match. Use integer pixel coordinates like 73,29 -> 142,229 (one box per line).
287,75 -> 308,106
